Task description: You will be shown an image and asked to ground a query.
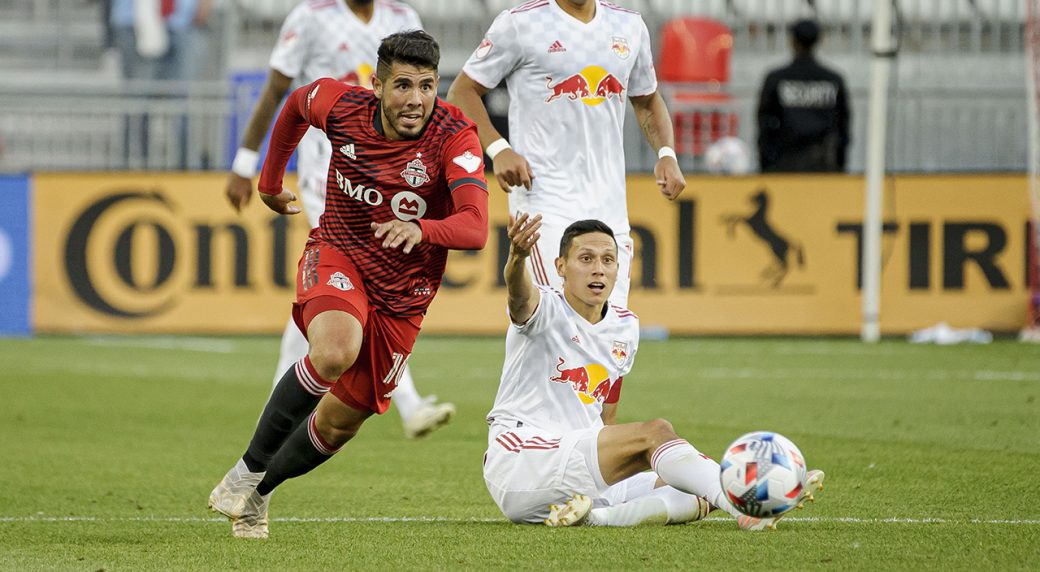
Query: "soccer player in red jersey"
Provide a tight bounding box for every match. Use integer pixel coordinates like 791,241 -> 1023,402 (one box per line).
208,30 -> 489,539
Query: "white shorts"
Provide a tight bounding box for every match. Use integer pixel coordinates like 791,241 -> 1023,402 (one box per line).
483,423 -> 658,523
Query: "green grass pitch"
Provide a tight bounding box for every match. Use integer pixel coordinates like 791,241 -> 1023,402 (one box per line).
1,335 -> 1038,570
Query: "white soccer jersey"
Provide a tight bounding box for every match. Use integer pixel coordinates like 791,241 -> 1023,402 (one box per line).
268,0 -> 422,227
488,285 -> 640,434
270,0 -> 421,87
462,0 -> 658,234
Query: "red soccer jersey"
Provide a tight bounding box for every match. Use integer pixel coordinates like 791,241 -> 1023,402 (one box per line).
259,78 -> 489,316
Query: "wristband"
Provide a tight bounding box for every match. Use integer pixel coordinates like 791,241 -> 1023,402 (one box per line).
485,138 -> 512,160
231,148 -> 260,178
657,146 -> 677,160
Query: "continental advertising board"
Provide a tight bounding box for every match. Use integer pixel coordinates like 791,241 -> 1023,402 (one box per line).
33,173 -> 1032,335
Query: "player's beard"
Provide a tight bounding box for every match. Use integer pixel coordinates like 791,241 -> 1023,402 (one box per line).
383,105 -> 426,140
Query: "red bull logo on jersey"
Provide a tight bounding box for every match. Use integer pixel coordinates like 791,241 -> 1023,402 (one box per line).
339,62 -> 375,89
611,36 -> 630,60
545,66 -> 625,106
610,340 -> 629,367
550,357 -> 612,404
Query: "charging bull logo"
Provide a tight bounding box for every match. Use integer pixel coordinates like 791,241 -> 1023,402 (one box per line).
339,62 -> 375,89
545,66 -> 624,106
550,357 -> 612,404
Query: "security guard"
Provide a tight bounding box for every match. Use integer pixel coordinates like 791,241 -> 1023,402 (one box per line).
757,19 -> 850,172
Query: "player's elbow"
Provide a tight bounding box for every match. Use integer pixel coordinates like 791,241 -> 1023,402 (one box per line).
470,227 -> 489,250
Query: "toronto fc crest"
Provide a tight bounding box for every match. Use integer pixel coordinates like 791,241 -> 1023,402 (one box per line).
326,271 -> 354,292
400,154 -> 430,188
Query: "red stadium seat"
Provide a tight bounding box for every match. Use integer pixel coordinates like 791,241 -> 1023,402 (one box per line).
657,16 -> 732,84
656,17 -> 739,156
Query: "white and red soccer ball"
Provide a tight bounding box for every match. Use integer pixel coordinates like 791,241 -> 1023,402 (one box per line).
719,431 -> 807,518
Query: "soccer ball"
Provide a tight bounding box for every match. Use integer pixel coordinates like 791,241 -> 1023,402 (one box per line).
719,431 -> 807,517
704,136 -> 752,175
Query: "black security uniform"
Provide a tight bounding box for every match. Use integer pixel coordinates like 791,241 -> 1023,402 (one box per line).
757,54 -> 850,172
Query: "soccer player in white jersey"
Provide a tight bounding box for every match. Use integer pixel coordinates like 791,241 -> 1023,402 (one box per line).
448,0 -> 686,307
490,213 -> 824,528
223,0 -> 454,439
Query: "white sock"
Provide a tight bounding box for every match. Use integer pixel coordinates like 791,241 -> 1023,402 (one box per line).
272,318 -> 309,391
392,365 -> 423,420
650,439 -> 742,518
587,487 -> 701,526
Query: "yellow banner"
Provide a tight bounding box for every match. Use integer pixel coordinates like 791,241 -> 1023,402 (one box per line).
428,173 -> 1033,334
33,173 -> 1032,334
33,173 -> 312,333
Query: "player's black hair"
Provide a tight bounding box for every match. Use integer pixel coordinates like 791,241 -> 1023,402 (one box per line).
559,220 -> 617,258
789,19 -> 820,51
376,30 -> 440,81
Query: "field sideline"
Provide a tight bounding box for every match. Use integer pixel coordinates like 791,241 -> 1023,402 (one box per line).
1,335 -> 1038,570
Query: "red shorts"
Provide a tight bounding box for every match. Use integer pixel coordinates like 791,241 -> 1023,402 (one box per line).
291,239 -> 422,415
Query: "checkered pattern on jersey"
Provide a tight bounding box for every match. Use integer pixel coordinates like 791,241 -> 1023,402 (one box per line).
316,88 -> 471,316
271,0 -> 422,84
505,0 -> 649,80
461,0 -> 657,235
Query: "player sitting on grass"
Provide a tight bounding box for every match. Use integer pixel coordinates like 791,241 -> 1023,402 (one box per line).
485,214 -> 824,529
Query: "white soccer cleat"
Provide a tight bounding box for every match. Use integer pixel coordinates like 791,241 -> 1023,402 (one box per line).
402,396 -> 456,439
208,458 -> 265,520
231,489 -> 272,539
738,469 -> 825,532
544,495 -> 593,527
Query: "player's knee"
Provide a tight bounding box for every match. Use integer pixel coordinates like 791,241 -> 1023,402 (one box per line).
308,343 -> 360,381
644,418 -> 678,443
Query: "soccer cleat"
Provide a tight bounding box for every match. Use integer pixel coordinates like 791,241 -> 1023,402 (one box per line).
208,458 -> 265,520
402,396 -> 456,439
544,494 -> 593,527
738,469 -> 825,531
796,469 -> 825,508
231,489 -> 272,539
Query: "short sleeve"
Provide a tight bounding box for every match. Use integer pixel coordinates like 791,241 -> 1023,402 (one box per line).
627,18 -> 658,97
511,286 -> 559,337
461,12 -> 524,89
619,335 -> 638,378
269,4 -> 312,79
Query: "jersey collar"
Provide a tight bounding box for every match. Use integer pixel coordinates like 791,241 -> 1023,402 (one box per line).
551,0 -> 603,28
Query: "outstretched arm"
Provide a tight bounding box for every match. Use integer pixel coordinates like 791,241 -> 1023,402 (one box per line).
630,92 -> 685,201
504,212 -> 542,324
447,72 -> 534,191
226,69 -> 293,212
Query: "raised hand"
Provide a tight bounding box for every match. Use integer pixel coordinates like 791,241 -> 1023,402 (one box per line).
507,211 -> 542,258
